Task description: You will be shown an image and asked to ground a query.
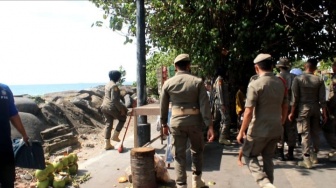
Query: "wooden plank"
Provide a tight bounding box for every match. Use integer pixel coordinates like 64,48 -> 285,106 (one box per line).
133,103 -> 160,147
133,103 -> 170,147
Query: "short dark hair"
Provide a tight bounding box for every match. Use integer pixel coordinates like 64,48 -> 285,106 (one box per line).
256,59 -> 273,71
279,66 -> 290,71
108,70 -> 121,82
175,60 -> 190,70
306,58 -> 318,68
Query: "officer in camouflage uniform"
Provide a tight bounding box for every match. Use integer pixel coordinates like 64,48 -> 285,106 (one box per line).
101,70 -> 128,150
326,61 -> 336,161
275,58 -> 297,161
213,72 -> 232,145
160,54 -> 215,188
288,58 -> 328,169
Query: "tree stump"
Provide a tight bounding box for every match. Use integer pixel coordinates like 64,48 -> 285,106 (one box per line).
130,147 -> 157,188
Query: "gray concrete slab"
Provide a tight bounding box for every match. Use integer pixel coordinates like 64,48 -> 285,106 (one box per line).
78,117 -> 336,188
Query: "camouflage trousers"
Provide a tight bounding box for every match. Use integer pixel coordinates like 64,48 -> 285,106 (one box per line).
213,105 -> 231,139
277,117 -> 298,148
101,106 -> 126,139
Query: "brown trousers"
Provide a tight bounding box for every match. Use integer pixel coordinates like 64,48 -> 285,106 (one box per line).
296,104 -> 321,155
170,125 -> 205,185
243,135 -> 280,185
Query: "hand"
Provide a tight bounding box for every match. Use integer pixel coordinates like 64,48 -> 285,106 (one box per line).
23,136 -> 30,146
236,132 -> 245,144
207,127 -> 215,142
127,109 -> 133,116
221,105 -> 226,112
288,113 -> 294,122
162,124 -> 169,136
323,114 -> 328,125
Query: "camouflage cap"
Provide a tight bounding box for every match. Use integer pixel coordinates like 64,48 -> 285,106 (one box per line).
174,54 -> 190,64
276,58 -> 291,68
253,53 -> 272,64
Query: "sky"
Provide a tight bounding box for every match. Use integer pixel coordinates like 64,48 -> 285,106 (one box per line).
0,0 -> 137,85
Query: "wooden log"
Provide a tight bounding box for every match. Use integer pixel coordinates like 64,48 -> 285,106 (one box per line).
130,147 -> 157,188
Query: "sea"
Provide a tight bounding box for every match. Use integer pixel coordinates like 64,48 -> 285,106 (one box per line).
8,83 -> 107,96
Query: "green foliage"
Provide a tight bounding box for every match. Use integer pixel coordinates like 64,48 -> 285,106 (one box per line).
90,0 -> 336,82
324,74 -> 331,87
291,60 -> 305,70
118,65 -> 126,86
146,50 -> 178,89
318,59 -> 334,87
319,59 -> 333,72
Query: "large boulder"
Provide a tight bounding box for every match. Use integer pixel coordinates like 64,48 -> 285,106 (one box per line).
90,95 -> 103,109
71,97 -> 103,122
43,91 -> 79,103
11,112 -> 50,142
86,87 -> 105,98
14,97 -> 40,115
119,86 -> 135,97
40,103 -> 68,126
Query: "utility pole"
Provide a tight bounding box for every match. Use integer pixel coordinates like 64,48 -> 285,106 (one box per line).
136,0 -> 149,146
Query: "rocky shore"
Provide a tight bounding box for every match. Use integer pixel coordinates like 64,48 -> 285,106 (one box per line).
11,85 -> 162,187
12,85 -> 140,156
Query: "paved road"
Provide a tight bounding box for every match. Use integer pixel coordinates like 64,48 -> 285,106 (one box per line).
78,117 -> 336,188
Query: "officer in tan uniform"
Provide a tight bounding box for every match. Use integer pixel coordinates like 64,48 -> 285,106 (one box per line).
325,61 -> 336,161
101,70 -> 128,150
237,53 -> 288,188
288,58 -> 327,168
275,58 -> 297,161
160,54 -> 215,188
213,73 -> 232,145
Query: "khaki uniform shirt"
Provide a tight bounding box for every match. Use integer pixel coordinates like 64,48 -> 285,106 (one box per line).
160,71 -> 211,127
329,73 -> 336,100
101,81 -> 127,113
245,72 -> 287,137
291,73 -> 326,108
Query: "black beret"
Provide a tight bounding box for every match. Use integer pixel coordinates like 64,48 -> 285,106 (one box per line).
108,70 -> 121,82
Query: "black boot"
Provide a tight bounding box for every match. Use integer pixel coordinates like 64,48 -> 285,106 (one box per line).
286,146 -> 295,161
276,147 -> 286,161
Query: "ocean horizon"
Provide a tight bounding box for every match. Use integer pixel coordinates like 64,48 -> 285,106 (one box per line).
8,82 -> 133,96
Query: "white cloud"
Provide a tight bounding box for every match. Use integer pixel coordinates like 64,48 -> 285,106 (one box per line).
0,1 -> 137,85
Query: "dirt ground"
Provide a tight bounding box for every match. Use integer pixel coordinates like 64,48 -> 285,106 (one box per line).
13,116 -> 136,188
14,132 -> 106,188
